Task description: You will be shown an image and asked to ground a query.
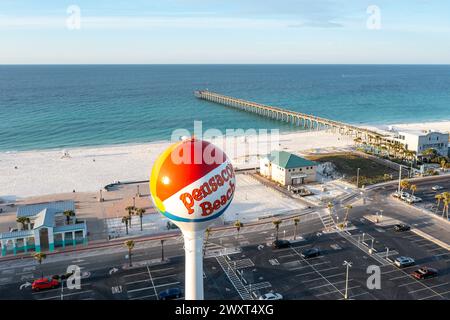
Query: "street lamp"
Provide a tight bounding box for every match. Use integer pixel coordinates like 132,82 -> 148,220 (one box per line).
356,168 -> 361,189
343,260 -> 352,299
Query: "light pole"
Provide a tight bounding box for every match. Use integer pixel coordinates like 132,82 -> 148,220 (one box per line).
343,260 -> 352,299
398,165 -> 403,193
356,168 -> 361,189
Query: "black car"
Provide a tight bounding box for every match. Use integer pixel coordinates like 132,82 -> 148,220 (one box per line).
394,224 -> 410,232
159,287 -> 182,300
301,248 -> 320,258
271,240 -> 291,249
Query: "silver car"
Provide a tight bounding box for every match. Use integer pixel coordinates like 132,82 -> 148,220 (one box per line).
258,293 -> 283,300
394,256 -> 415,268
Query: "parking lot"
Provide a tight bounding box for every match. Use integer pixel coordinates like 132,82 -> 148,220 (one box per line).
2,210 -> 450,300
415,182 -> 450,214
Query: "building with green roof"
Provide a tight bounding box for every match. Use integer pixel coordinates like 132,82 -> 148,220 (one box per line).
260,151 -> 317,186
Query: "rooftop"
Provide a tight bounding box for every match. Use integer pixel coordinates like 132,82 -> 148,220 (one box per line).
17,200 -> 75,218
266,151 -> 317,169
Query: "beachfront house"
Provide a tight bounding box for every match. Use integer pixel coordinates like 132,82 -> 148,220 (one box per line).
260,151 -> 317,186
394,129 -> 449,158
0,200 -> 87,256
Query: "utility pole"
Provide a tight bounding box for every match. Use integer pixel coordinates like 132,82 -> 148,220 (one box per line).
356,168 -> 361,189
398,165 -> 403,193
343,261 -> 352,299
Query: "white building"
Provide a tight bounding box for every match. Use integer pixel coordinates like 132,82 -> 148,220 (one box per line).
260,151 -> 317,186
394,130 -> 449,157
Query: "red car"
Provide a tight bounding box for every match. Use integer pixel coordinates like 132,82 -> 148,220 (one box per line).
32,278 -> 60,291
411,267 -> 438,280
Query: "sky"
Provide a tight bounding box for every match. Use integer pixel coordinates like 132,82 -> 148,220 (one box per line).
1,0 -> 450,64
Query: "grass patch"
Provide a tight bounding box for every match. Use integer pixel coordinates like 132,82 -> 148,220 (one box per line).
307,152 -> 397,186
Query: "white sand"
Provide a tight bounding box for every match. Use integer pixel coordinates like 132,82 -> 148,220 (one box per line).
363,120 -> 450,135
1,120 -> 448,200
0,130 -> 354,199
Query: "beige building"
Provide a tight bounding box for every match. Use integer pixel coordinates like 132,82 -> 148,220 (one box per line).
260,151 -> 317,186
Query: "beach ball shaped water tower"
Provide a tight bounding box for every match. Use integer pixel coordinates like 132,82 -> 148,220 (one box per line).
150,137 -> 236,300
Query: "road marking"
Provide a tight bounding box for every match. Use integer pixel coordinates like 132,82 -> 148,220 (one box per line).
126,274 -> 177,285
38,290 -> 92,300
408,282 -> 450,294
129,293 -> 156,300
309,279 -> 348,290
127,281 -> 180,294
315,285 -> 360,297
146,264 -> 159,300
389,275 -> 411,281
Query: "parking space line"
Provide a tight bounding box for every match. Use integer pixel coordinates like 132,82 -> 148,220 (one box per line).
129,293 -> 156,300
408,282 -> 450,294
315,285 -> 360,297
419,294 -> 443,300
146,264 -> 159,300
398,281 -> 420,288
38,290 -> 92,300
309,279 -> 348,290
389,275 -> 411,281
301,277 -> 326,284
127,281 -> 180,294
315,266 -> 339,273
290,247 -> 345,298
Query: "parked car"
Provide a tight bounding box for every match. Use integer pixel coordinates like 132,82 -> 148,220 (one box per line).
258,293 -> 283,300
301,248 -> 320,259
432,185 -> 444,191
394,256 -> 415,268
394,224 -> 411,232
405,195 -> 422,204
400,192 -> 412,201
271,240 -> 291,249
411,267 -> 438,280
158,287 -> 182,300
32,278 -> 60,291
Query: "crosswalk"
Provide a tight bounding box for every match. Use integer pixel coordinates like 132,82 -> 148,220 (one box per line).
215,256 -> 253,300
317,210 -> 336,231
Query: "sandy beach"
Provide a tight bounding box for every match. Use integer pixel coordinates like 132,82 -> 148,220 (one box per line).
1,120 -> 449,200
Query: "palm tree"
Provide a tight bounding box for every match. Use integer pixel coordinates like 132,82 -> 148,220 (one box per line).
16,217 -> 30,230
63,210 -> 75,225
344,205 -> 352,227
122,216 -> 130,235
33,252 -> 47,278
135,208 -> 146,231
435,194 -> 443,213
293,217 -> 300,240
442,199 -> 449,220
124,240 -> 135,267
272,220 -> 282,241
234,220 -> 243,239
125,206 -> 136,222
400,180 -> 410,193
410,184 -> 417,196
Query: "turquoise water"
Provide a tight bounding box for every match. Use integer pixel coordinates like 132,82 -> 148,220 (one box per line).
0,65 -> 449,151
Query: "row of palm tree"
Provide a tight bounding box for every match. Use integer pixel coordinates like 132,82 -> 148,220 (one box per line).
399,180 -> 417,196
435,192 -> 450,219
354,136 -> 417,163
121,206 -> 146,234
231,217 -> 302,242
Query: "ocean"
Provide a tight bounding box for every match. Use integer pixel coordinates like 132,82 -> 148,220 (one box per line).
1,64 -> 449,152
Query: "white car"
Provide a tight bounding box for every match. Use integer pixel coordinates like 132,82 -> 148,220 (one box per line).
258,293 -> 283,300
400,192 -> 411,200
432,185 -> 444,191
394,256 -> 415,268
406,195 -> 422,204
